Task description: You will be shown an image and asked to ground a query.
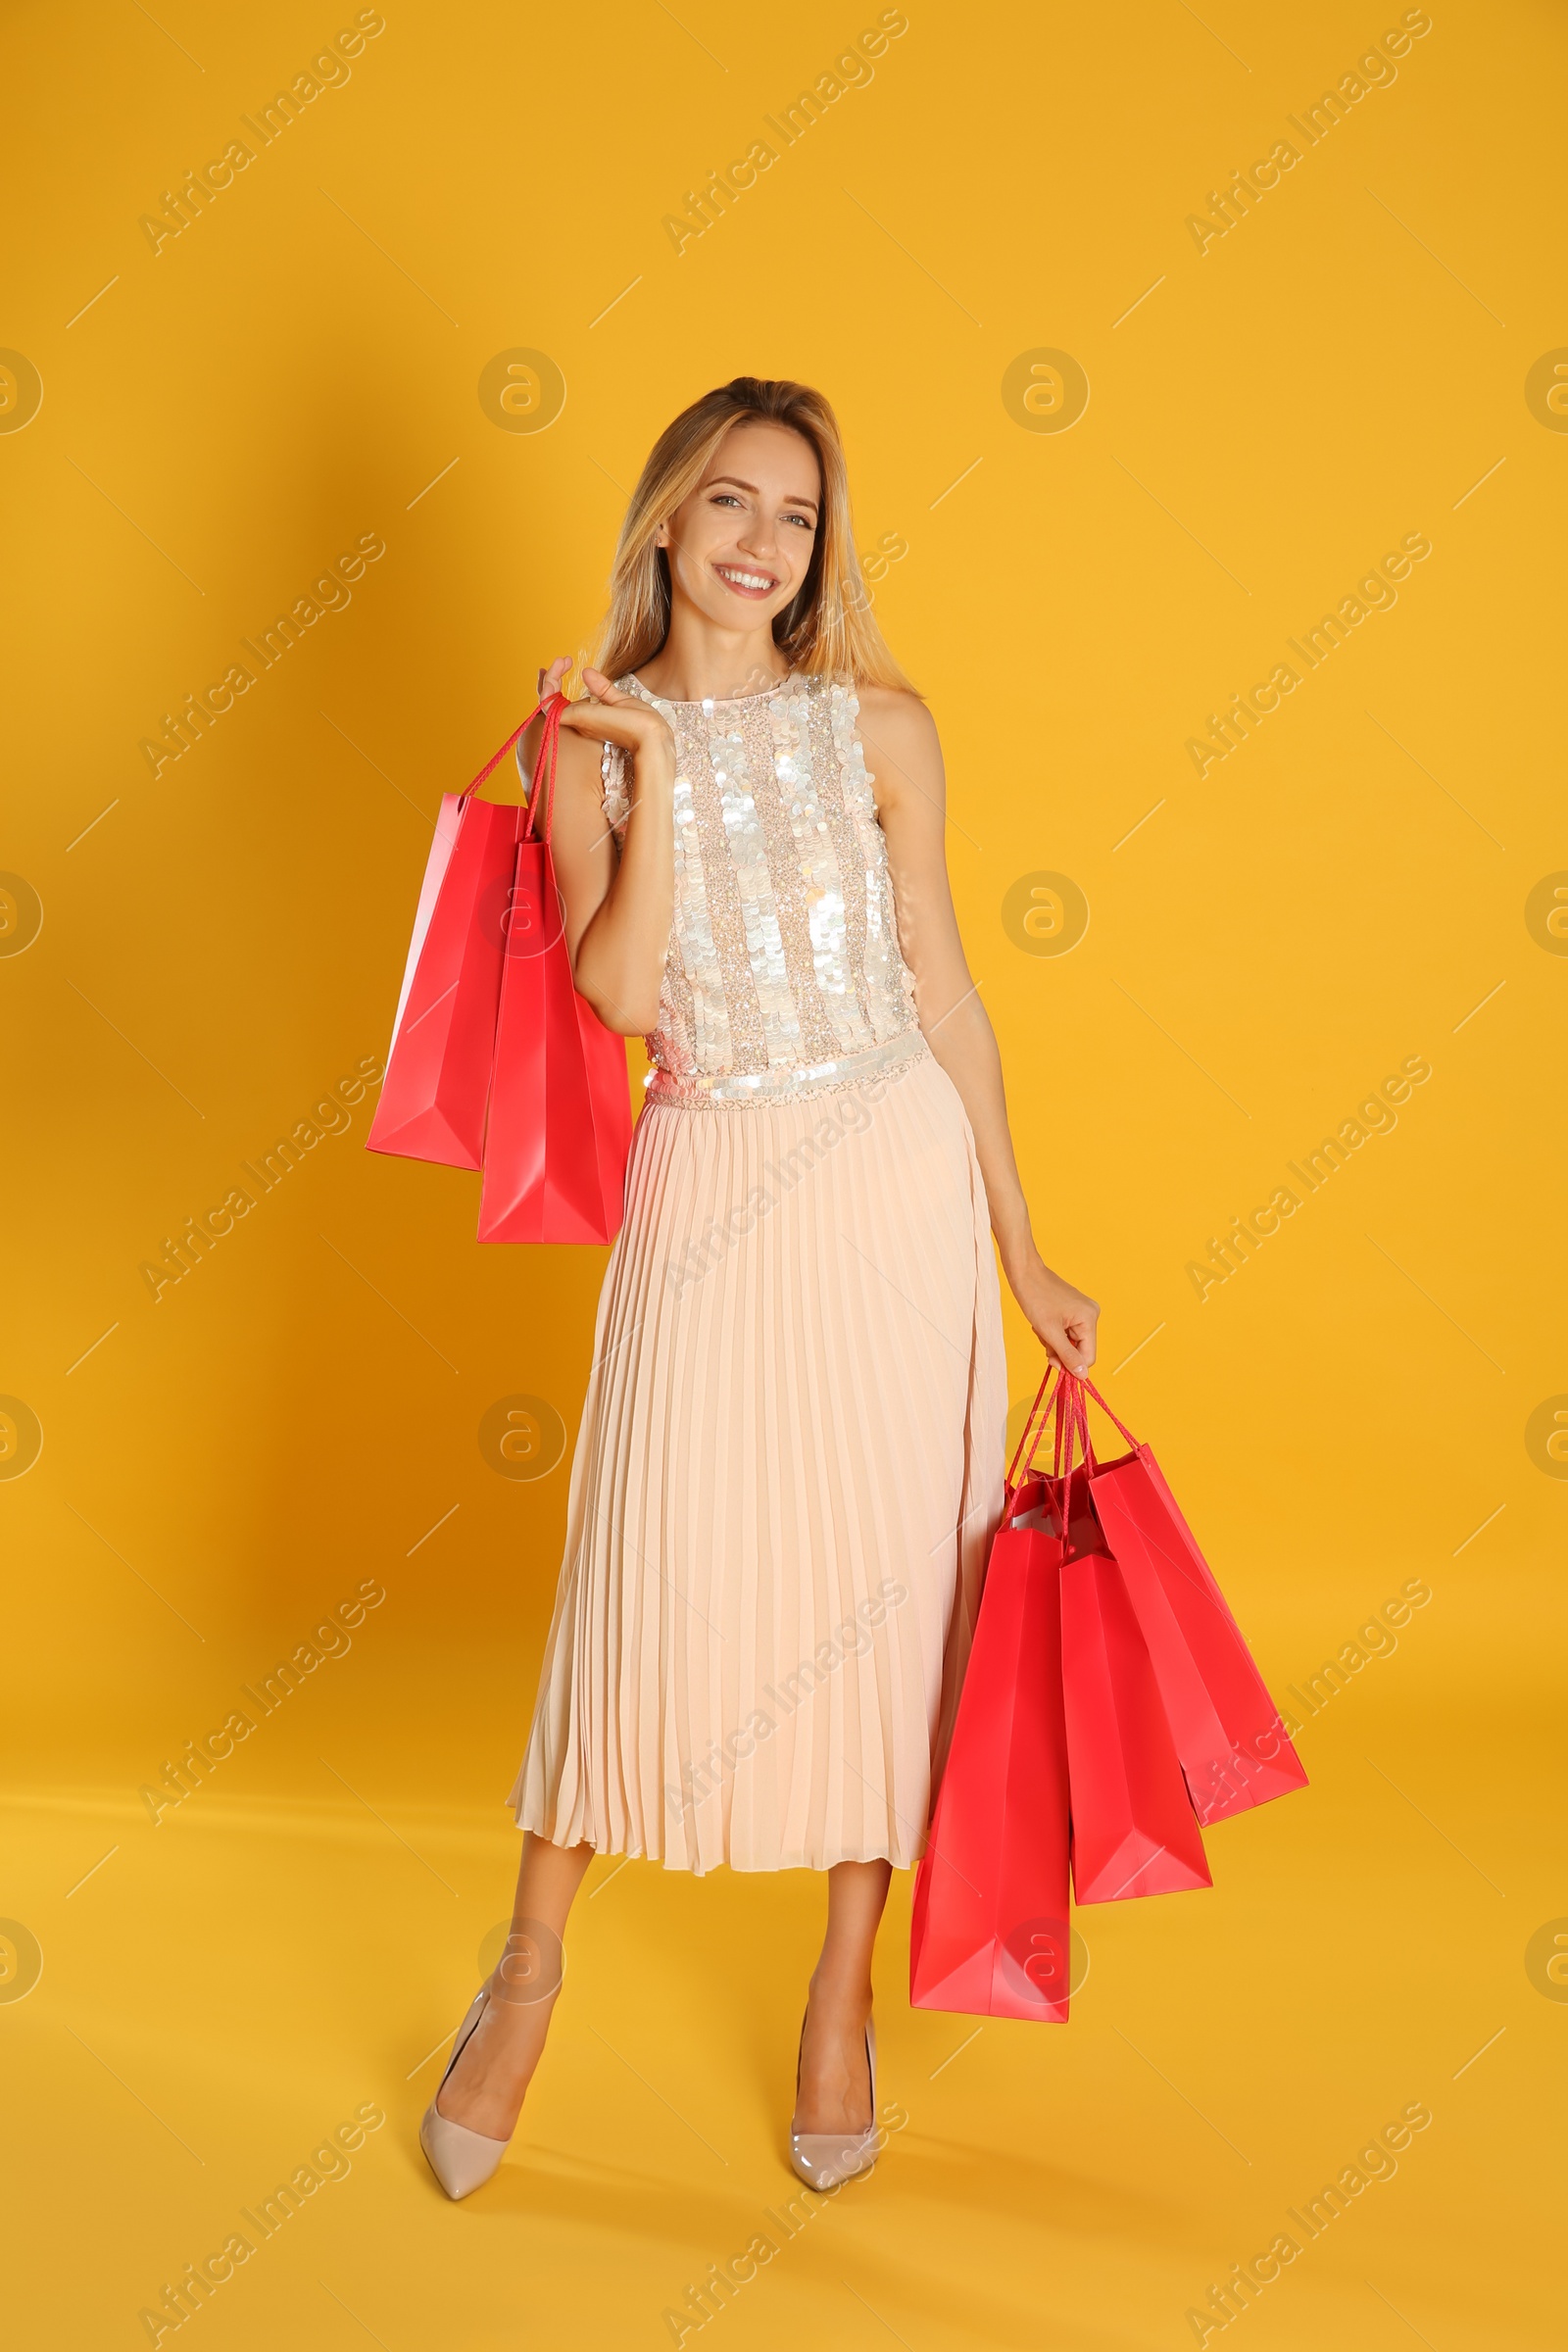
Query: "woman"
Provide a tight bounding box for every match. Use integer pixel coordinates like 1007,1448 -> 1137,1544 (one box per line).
420,376 -> 1099,2199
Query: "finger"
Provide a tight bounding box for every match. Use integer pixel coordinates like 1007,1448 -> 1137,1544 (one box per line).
555,704 -> 607,740
555,702 -> 656,750
1064,1315 -> 1093,1366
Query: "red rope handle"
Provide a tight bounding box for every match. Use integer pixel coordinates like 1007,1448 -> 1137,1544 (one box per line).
462,692 -> 567,842
1075,1372 -> 1138,1453
1004,1364 -> 1057,1493
1004,1361 -> 1141,1500
1067,1375 -> 1092,1474
1053,1375 -> 1084,1544
1005,1361 -> 1078,1497
520,697 -> 566,847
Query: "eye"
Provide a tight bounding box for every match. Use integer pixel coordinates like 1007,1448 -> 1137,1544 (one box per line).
710,492 -> 743,508
782,511 -> 815,529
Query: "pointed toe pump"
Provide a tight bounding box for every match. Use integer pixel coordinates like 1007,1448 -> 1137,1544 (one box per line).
789,2015 -> 879,2192
418,1987 -> 513,2200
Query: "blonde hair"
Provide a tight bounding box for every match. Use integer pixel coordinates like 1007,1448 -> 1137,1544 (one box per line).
594,377 -> 915,692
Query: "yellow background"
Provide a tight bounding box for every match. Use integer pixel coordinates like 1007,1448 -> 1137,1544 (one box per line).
3,0 -> 1562,2344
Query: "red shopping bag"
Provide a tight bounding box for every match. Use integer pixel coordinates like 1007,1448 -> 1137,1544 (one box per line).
1062,1548 -> 1212,1900
909,1496 -> 1073,2022
910,1365 -> 1306,2021
476,701 -> 633,1246
1060,1373 -> 1308,1828
366,788 -> 522,1170
1035,1382 -> 1211,1903
367,694 -> 633,1245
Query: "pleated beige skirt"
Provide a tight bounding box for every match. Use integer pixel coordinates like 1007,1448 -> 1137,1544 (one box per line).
509,1043 -> 1006,1874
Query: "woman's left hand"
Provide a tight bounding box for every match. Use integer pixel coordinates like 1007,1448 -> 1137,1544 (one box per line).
1005,1252 -> 1100,1373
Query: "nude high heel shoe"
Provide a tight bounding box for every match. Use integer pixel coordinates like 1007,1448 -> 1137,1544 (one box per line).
789,2013 -> 879,2191
418,1986 -> 513,2200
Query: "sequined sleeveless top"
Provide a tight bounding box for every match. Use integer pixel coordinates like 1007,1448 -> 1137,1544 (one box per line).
602,672 -> 928,1107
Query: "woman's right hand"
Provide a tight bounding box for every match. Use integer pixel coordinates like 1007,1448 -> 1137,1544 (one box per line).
535,657 -> 676,1037
537,655 -> 674,771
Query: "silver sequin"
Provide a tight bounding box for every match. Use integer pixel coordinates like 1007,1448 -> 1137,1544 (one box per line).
602,674 -> 923,1107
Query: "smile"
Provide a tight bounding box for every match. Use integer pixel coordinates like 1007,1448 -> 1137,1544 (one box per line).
713,564 -> 780,598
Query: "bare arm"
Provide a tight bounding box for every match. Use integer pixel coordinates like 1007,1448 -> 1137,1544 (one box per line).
523,661 -> 675,1035
858,685 -> 1100,1372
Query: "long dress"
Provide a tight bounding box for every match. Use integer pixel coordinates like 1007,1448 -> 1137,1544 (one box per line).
509,669 -> 1006,1874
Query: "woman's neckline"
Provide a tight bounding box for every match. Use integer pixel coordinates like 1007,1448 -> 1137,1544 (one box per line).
621,669 -> 801,710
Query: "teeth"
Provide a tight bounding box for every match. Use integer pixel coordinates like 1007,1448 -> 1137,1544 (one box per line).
717,565 -> 775,591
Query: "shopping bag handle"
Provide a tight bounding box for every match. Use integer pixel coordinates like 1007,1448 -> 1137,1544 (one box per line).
1004,1375 -> 1085,1546
1004,1362 -> 1138,1496
462,692 -> 568,844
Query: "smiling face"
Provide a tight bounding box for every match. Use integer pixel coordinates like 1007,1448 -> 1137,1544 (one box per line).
657,418 -> 822,639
